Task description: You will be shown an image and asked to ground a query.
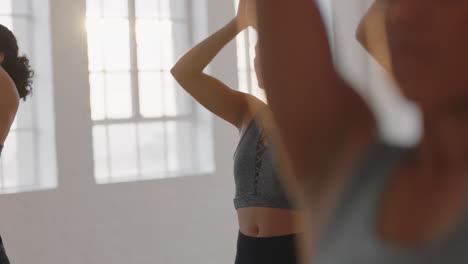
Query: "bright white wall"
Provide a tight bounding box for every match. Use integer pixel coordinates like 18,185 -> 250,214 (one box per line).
0,0 -> 240,263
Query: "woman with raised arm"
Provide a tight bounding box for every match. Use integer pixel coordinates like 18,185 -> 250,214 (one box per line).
171,1 -> 303,263
0,24 -> 34,264
256,0 -> 468,263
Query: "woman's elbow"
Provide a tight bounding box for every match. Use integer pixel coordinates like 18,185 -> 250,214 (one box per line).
170,66 -> 181,80
170,64 -> 187,83
170,65 -> 198,85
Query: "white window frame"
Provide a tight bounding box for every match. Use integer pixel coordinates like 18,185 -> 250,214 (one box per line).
86,0 -> 214,184
0,0 -> 56,194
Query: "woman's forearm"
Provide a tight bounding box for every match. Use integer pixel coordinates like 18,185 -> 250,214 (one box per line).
171,19 -> 243,81
170,17 -> 255,127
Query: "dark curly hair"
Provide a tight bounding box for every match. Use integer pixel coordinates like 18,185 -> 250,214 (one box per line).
0,24 -> 34,101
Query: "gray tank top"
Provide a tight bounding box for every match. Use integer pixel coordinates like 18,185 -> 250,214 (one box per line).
233,110 -> 293,210
314,141 -> 468,263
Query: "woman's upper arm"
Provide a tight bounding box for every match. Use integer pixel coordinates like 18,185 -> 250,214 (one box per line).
0,70 -> 19,143
256,0 -> 376,187
175,73 -> 259,128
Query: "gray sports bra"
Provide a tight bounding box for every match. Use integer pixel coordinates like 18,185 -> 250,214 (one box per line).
233,110 -> 293,210
314,141 -> 468,264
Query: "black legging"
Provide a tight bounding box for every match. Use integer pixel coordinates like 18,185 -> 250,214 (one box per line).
0,236 -> 10,264
235,232 -> 299,264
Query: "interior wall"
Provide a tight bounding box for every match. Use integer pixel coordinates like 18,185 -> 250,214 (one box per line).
0,0 -> 240,263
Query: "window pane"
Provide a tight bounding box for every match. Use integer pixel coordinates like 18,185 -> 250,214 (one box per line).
166,121 -> 179,173
0,16 -> 12,30
236,32 -> 248,70
139,72 -> 163,118
136,19 -> 162,70
105,72 -> 132,119
136,19 -> 160,45
11,0 -> 29,15
138,122 -> 166,177
136,20 -> 189,71
15,100 -> 34,128
86,20 -> 105,71
170,0 -> 187,20
248,45 -> 255,70
0,130 -> 36,189
0,0 -> 13,14
171,78 -> 192,117
14,131 -> 36,186
135,0 -> 158,18
86,18 -> 131,71
89,73 -> 106,120
159,0 -> 171,19
9,117 -> 17,130
102,0 -> 128,17
12,17 -> 31,59
140,72 -> 183,118
136,0 -> 187,20
250,71 -> 259,93
235,14 -> 261,99
171,22 -> 190,62
250,71 -> 266,102
137,43 -> 161,70
0,132 -> 18,189
93,125 -> 110,181
142,74 -> 191,118
162,72 -> 176,116
238,71 -> 249,93
166,120 -> 193,173
248,27 -> 257,48
108,123 -> 138,178
102,19 -> 131,71
86,0 -> 102,18
176,89 -> 192,116
160,20 -> 174,70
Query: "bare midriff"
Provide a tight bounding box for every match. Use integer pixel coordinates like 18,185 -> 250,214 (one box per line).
237,207 -> 305,237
